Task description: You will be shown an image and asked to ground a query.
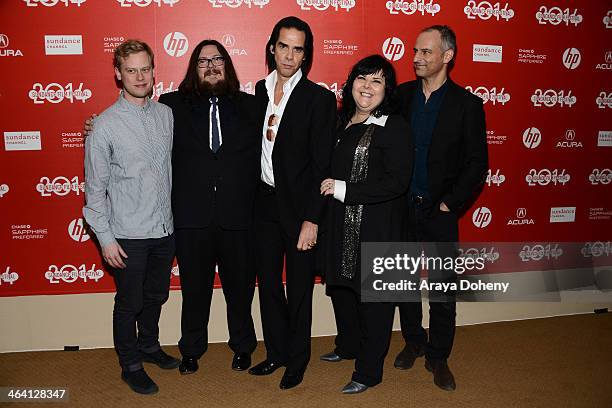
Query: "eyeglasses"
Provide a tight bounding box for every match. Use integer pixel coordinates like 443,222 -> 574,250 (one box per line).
266,114 -> 278,141
197,56 -> 225,68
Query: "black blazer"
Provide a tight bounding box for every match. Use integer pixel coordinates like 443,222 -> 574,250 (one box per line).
393,79 -> 488,213
159,90 -> 261,230
324,115 -> 414,291
255,76 -> 337,238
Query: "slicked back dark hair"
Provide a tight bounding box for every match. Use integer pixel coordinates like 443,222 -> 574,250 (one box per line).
178,39 -> 240,100
339,54 -> 397,126
265,16 -> 314,76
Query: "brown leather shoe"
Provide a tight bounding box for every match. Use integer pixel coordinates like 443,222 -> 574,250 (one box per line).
425,359 -> 456,391
393,344 -> 425,370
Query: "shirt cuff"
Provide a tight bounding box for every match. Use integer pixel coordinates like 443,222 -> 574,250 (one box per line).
333,180 -> 346,203
96,231 -> 117,248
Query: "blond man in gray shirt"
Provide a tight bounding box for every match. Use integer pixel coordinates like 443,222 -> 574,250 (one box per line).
83,40 -> 179,395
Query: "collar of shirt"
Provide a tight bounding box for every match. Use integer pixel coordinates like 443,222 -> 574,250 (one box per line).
416,78 -> 449,109
117,90 -> 151,113
264,68 -> 303,105
364,114 -> 389,126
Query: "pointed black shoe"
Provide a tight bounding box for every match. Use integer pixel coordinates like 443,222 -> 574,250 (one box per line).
320,351 -> 343,362
141,349 -> 181,370
279,370 -> 304,390
179,357 -> 199,375
341,380 -> 368,394
121,369 -> 158,395
248,360 -> 283,376
231,352 -> 251,371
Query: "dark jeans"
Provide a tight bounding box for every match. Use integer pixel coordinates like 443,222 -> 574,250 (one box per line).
254,186 -> 315,373
398,202 -> 458,361
176,226 -> 257,358
112,234 -> 175,372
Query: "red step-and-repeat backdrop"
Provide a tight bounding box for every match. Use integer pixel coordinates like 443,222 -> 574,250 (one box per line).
1,0 -> 610,296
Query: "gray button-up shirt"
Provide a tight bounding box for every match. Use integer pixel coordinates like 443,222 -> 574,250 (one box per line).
83,93 -> 174,247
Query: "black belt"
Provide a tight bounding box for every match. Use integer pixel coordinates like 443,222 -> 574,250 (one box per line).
259,180 -> 275,193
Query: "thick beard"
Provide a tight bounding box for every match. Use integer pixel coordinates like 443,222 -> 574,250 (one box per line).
198,69 -> 231,97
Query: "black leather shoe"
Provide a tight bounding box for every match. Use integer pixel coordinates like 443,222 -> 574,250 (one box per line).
279,371 -> 304,390
141,349 -> 181,370
232,352 -> 251,371
121,369 -> 158,395
320,351 -> 343,362
394,343 -> 425,370
341,380 -> 368,394
425,359 -> 456,391
248,360 -> 283,376
179,357 -> 199,375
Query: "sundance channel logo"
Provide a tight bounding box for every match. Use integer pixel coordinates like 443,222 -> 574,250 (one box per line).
473,44 -> 502,63
549,207 -> 576,223
4,131 -> 41,151
44,35 -> 83,55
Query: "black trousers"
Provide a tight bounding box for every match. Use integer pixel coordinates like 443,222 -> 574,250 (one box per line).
329,286 -> 395,386
112,234 -> 175,372
398,203 -> 458,361
253,186 -> 315,373
176,226 -> 257,358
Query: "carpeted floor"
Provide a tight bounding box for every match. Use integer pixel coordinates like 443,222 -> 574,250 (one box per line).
1,313 -> 611,408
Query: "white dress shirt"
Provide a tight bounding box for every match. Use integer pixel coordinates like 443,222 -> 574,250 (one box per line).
334,114 -> 389,203
261,69 -> 303,187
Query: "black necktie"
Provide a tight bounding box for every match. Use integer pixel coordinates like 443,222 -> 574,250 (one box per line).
210,97 -> 220,153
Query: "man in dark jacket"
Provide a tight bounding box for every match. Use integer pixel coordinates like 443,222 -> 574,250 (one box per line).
392,25 -> 488,391
159,39 -> 260,375
247,16 -> 337,390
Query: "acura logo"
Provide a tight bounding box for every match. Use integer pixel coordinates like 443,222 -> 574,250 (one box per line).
516,208 -> 527,218
0,34 -> 9,49
222,34 -> 236,48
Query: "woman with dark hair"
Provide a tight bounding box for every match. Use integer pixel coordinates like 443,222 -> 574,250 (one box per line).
319,54 -> 414,394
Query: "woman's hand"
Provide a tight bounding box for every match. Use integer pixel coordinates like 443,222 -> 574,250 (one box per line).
320,178 -> 335,196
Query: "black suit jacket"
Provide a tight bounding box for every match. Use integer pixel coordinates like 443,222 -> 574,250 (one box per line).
393,79 -> 488,213
255,76 -> 337,238
159,90 -> 261,230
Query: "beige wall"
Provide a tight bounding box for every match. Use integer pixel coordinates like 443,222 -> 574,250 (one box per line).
1,284 -> 610,353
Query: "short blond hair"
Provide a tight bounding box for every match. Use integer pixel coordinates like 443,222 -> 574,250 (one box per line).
113,39 -> 154,69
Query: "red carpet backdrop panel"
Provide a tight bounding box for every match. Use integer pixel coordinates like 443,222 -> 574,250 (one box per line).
0,0 -> 610,296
